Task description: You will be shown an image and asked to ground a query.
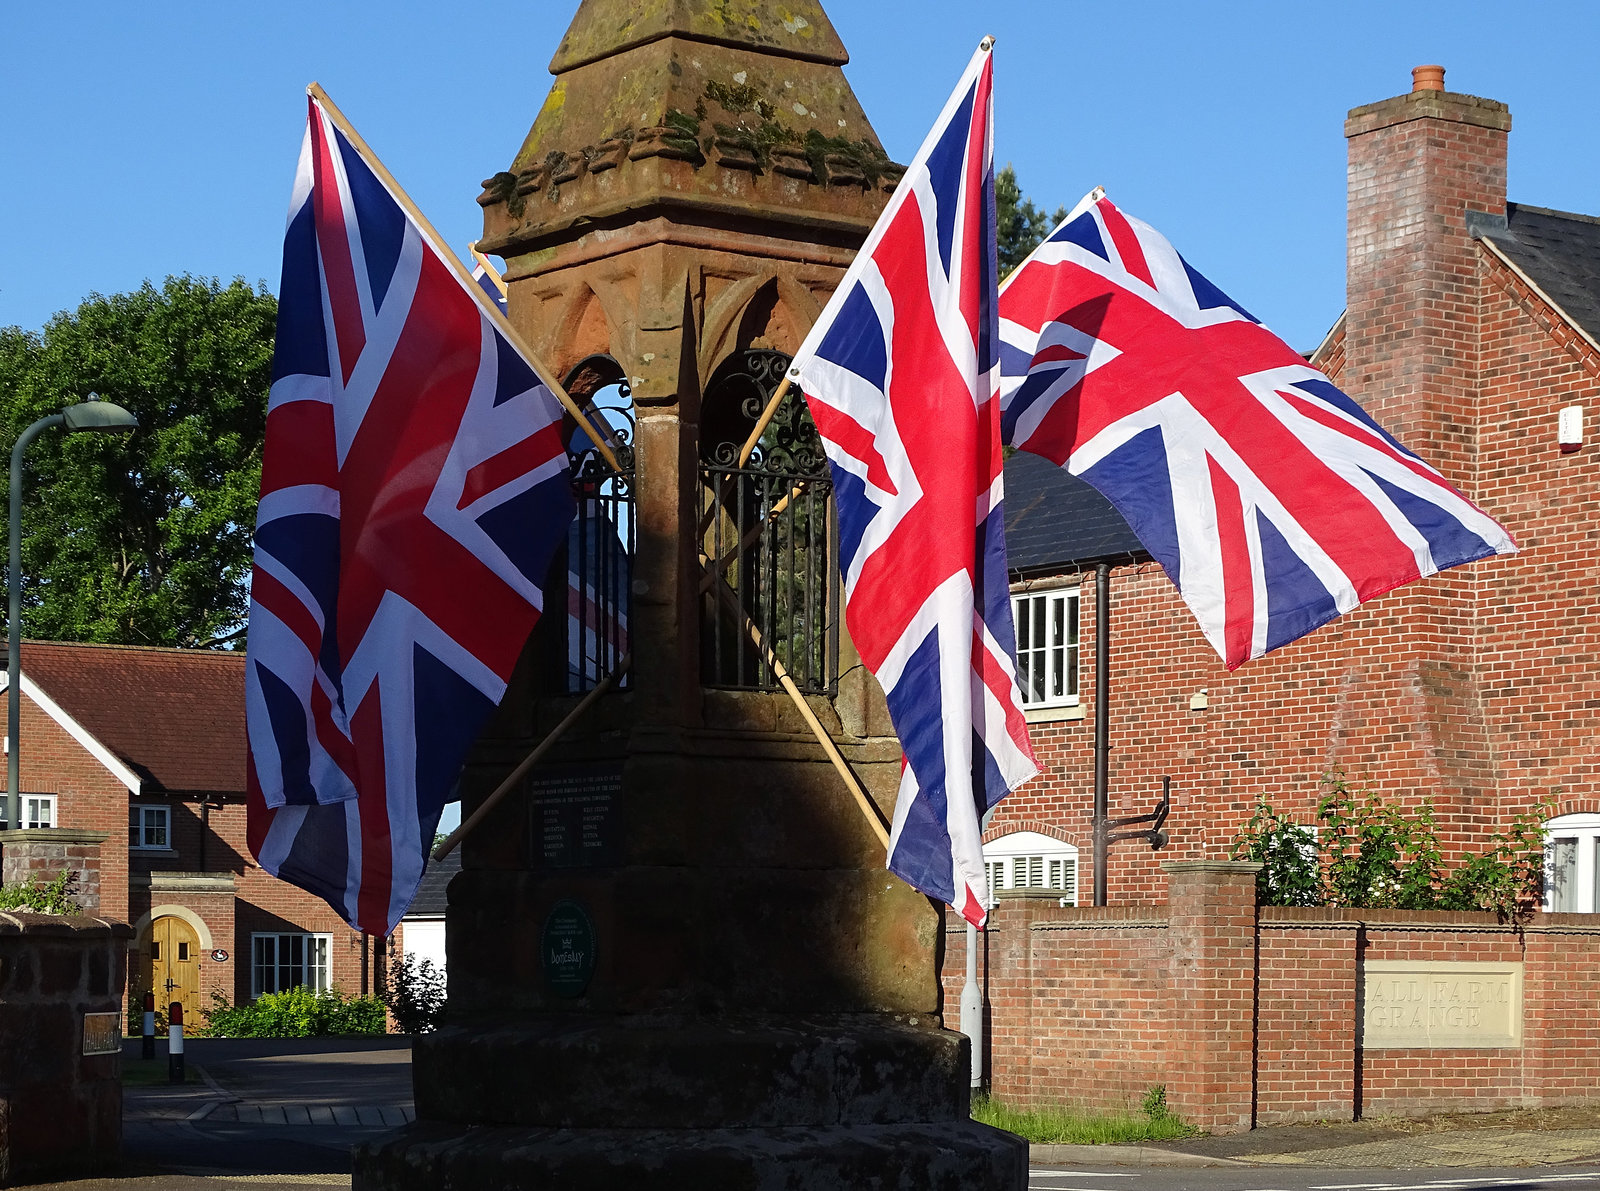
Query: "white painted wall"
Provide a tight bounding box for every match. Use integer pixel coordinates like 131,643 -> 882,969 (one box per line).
405,918 -> 447,972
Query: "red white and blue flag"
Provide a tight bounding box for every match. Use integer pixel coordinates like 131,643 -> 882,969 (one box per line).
999,192 -> 1516,669
245,92 -> 575,935
789,42 -> 1037,928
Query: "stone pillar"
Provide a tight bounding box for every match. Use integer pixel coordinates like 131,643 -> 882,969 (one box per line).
356,4 -> 1024,1186
1163,860 -> 1260,1134
0,829 -> 110,914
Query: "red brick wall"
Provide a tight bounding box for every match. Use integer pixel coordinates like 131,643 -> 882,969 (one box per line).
0,689 -> 131,921
945,873 -> 1600,1128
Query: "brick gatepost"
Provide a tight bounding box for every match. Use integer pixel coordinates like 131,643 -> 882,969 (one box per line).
1164,860 -> 1260,1133
0,828 -> 110,913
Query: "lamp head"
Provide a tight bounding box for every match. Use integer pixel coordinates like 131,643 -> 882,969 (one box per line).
61,397 -> 138,434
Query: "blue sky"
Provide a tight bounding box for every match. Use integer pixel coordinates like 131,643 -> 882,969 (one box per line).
3,2 -> 1598,352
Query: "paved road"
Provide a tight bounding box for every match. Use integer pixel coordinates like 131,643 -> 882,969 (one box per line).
17,1038 -> 1600,1190
1029,1169 -> 1600,1191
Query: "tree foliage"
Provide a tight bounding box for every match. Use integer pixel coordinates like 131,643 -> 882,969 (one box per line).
0,277 -> 274,647
996,164 -> 1067,277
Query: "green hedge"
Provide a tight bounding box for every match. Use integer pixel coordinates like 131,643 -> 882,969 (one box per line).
197,986 -> 387,1038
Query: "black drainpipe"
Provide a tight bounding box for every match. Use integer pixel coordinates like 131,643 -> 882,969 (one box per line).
1092,562 -> 1110,907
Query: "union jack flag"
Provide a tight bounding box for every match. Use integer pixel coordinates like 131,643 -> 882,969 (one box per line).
245,92 -> 575,935
999,192 -> 1516,669
789,42 -> 1037,928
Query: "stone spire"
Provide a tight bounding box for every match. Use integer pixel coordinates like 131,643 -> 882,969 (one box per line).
477,0 -> 898,264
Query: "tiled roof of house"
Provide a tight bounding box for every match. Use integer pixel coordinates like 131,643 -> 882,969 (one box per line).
406,848 -> 460,918
19,640 -> 246,795
1480,203 -> 1600,346
1004,450 -> 1148,574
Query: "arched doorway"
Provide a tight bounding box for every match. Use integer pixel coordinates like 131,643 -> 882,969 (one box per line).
140,915 -> 202,1020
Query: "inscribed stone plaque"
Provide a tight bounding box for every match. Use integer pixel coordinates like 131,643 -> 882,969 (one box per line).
82,1011 -> 121,1056
1361,961 -> 1523,1049
528,761 -> 624,868
541,898 -> 597,999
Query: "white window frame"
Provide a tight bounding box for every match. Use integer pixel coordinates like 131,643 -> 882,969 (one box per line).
1545,813 -> 1600,914
129,804 -> 171,850
1011,587 -> 1080,710
0,794 -> 56,830
983,830 -> 1079,906
251,932 -> 333,998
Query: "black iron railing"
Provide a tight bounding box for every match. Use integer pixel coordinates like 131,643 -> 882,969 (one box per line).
699,349 -> 840,696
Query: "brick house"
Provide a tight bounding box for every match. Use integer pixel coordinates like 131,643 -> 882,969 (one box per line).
983,66 -> 1600,909
937,65 -> 1600,1129
0,640 -> 385,1018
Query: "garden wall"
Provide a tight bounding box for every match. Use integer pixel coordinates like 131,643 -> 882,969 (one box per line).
942,861 -> 1600,1132
0,911 -> 131,1185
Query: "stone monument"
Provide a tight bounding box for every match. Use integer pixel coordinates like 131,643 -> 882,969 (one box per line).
355,3 -> 1025,1185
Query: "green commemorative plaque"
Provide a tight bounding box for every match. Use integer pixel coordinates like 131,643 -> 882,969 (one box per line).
541,898 -> 597,999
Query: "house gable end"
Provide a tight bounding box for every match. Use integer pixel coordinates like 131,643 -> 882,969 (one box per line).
1,673 -> 142,795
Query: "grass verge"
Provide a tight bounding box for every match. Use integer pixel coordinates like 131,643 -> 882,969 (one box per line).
972,1094 -> 1203,1145
120,1060 -> 179,1087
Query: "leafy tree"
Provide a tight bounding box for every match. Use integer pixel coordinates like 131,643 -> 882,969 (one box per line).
996,164 -> 1067,277
0,277 -> 274,647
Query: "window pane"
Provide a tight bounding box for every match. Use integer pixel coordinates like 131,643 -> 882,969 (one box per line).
254,936 -> 276,997
1032,601 -> 1045,659
149,810 -> 168,848
1050,597 -> 1064,648
308,937 -> 330,992
1550,839 -> 1578,912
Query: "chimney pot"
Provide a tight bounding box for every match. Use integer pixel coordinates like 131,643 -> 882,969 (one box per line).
1412,64 -> 1446,93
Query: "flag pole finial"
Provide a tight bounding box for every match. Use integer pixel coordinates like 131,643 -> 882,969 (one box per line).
980,35 -> 995,52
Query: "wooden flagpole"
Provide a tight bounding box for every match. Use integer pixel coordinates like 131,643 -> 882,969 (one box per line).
700,556 -> 889,849
432,654 -> 632,861
698,479 -> 810,594
695,374 -> 798,539
738,375 -> 792,468
468,242 -> 510,299
306,82 -> 622,474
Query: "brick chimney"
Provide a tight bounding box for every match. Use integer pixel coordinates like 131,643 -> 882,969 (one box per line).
1343,66 -> 1509,484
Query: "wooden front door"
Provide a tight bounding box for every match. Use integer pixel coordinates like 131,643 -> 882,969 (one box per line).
148,916 -> 201,1021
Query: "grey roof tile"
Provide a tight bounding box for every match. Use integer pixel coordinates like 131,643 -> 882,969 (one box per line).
407,848 -> 460,918
1481,202 -> 1600,346
1004,451 -> 1148,574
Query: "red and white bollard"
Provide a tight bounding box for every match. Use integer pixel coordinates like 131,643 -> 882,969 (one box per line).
141,990 -> 156,1060
168,1001 -> 185,1084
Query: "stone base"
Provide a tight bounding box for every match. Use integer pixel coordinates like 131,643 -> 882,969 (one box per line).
414,1016 -> 968,1129
354,1119 -> 1027,1190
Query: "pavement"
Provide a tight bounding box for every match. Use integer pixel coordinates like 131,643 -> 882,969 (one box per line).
1034,1105 -> 1600,1169
16,1040 -> 1600,1188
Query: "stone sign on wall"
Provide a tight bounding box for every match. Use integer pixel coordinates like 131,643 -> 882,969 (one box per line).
1361,961 -> 1523,1049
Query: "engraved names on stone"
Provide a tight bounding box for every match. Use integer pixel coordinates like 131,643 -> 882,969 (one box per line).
1361,961 -> 1523,1049
528,762 -> 624,869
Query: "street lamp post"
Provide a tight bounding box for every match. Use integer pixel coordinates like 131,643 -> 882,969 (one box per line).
6,395 -> 138,834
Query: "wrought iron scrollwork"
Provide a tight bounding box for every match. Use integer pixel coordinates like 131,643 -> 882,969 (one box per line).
703,349 -> 826,476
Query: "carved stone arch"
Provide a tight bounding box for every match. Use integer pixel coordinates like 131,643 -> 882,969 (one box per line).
130,903 -> 215,952
699,274 -> 823,388
548,282 -> 624,377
